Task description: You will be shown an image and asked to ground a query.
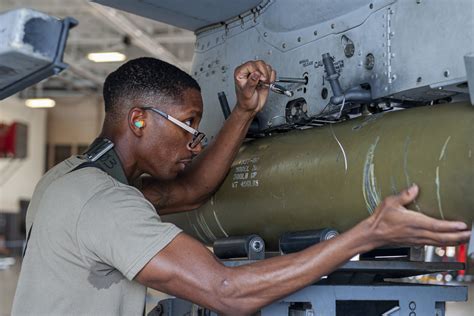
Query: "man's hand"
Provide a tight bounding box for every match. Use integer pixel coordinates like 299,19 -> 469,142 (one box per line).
234,60 -> 276,114
365,184 -> 471,248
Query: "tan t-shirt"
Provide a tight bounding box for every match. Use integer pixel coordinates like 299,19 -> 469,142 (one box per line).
12,156 -> 182,316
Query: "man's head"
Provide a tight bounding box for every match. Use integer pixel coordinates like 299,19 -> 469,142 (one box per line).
101,57 -> 204,180
103,57 -> 201,121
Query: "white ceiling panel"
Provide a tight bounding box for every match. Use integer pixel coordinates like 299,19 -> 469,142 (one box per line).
0,0 -> 196,96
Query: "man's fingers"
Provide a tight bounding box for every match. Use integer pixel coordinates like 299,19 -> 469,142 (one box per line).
397,228 -> 470,246
265,64 -> 272,77
406,210 -> 469,232
416,230 -> 471,246
402,209 -> 469,232
235,61 -> 256,79
235,61 -> 267,81
254,60 -> 270,82
425,217 -> 468,232
246,71 -> 261,89
235,61 -> 272,83
269,69 -> 276,83
235,62 -> 265,95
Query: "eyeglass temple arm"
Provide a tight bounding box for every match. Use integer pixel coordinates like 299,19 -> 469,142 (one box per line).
148,107 -> 199,136
167,115 -> 199,136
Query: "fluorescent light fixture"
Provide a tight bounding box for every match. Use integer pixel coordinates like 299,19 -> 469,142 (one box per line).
87,52 -> 126,63
25,98 -> 56,108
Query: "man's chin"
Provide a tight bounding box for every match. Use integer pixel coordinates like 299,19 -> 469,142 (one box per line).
163,170 -> 180,180
149,163 -> 186,180
145,170 -> 179,181
176,168 -> 186,177
177,161 -> 190,173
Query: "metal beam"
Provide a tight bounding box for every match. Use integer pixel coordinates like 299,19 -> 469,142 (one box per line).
64,56 -> 105,86
87,1 -> 187,71
67,37 -> 123,46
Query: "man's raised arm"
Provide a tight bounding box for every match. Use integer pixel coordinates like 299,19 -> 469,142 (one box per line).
141,60 -> 275,214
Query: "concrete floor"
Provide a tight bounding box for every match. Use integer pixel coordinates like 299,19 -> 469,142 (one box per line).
1,257 -> 473,315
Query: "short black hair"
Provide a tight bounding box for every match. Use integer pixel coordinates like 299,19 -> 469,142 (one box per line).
103,57 -> 200,118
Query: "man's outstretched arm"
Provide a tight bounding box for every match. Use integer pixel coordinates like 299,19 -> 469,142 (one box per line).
141,60 -> 275,214
135,185 -> 471,315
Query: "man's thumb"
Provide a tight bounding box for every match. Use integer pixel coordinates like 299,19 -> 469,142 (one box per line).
396,184 -> 419,206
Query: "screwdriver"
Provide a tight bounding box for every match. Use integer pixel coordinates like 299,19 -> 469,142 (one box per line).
275,76 -> 308,84
258,82 -> 294,97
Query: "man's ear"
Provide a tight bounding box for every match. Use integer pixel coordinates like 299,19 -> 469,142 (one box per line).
129,108 -> 147,136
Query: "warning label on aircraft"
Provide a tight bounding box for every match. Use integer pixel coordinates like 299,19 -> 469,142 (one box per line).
232,157 -> 260,188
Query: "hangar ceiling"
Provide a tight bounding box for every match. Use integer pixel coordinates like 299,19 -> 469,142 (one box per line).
0,0 -> 195,97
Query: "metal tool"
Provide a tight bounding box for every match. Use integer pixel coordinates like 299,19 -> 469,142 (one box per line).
275,77 -> 308,84
259,82 -> 294,97
217,91 -> 231,120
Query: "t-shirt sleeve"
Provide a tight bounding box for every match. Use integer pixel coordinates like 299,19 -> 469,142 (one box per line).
76,183 -> 182,280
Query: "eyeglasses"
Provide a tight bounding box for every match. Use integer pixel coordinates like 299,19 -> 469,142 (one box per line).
141,107 -> 206,149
